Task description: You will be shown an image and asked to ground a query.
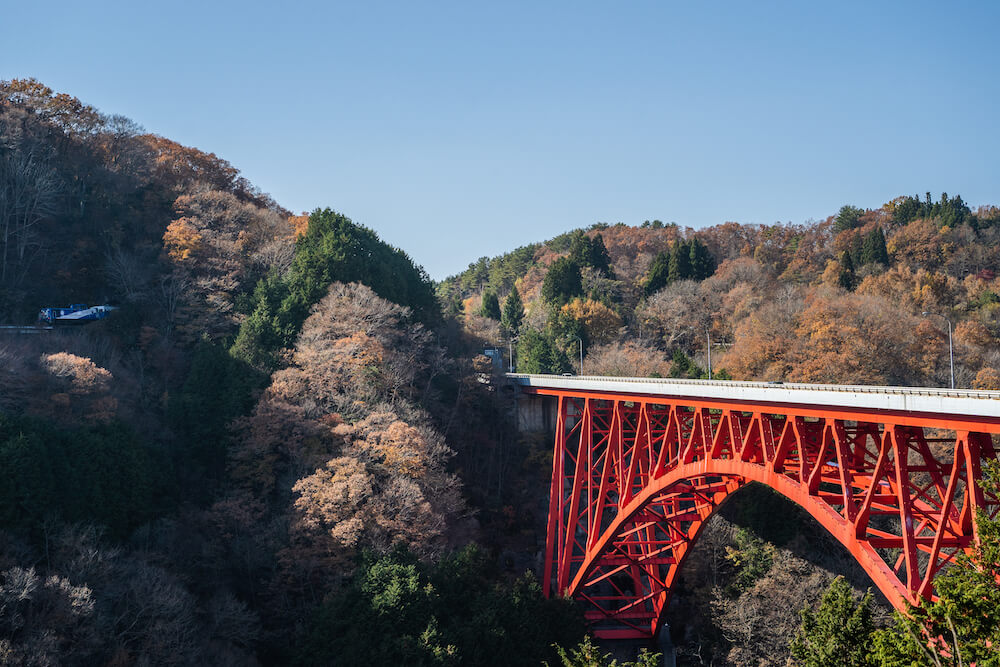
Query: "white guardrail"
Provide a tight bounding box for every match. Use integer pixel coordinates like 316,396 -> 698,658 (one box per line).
506,374 -> 1000,419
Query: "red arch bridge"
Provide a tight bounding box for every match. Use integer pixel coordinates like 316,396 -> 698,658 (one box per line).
509,374 -> 1000,640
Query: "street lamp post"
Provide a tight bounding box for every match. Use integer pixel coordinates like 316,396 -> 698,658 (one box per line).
573,336 -> 583,375
506,335 -> 518,373
706,325 -> 712,380
922,311 -> 955,389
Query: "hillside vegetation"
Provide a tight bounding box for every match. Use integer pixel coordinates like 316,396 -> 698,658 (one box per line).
0,79 -> 581,665
1,79 -> 998,666
441,197 -> 1000,389
439,205 -> 1000,664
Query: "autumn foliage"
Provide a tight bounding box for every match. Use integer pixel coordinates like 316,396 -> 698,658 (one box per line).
5,78 -> 1000,665
446,197 -> 1000,388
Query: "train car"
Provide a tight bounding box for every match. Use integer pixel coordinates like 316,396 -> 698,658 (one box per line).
38,304 -> 116,325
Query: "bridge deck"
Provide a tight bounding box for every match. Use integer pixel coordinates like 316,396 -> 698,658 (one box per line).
508,374 -> 1000,420
520,372 -> 1000,639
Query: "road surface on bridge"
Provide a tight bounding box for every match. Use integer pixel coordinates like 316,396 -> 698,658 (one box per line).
508,374 -> 1000,421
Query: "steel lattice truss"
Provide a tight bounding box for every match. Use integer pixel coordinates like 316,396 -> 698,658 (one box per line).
537,391 -> 1000,640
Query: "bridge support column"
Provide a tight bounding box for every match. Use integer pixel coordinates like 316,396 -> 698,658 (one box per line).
515,392 -> 558,433
656,625 -> 676,667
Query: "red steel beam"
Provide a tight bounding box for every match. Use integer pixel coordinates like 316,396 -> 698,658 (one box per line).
534,387 -> 1000,640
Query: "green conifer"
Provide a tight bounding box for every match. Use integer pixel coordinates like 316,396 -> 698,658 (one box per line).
644,250 -> 671,296
789,577 -> 874,667
501,288 -> 524,333
837,251 -> 856,290
541,257 -> 584,306
834,205 -> 864,232
859,227 -> 889,266
688,238 -> 717,280
668,240 -> 692,282
480,290 -> 501,320
588,233 -> 613,277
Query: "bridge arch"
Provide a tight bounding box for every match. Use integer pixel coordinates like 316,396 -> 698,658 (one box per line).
522,380 -> 1000,640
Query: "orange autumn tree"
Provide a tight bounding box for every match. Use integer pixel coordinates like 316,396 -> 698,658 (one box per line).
163,218 -> 202,261
786,290 -> 926,385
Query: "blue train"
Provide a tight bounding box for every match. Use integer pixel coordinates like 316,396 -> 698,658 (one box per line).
38,304 -> 116,325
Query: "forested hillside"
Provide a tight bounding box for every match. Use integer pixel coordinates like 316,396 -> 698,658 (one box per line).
441,196 -> 1000,389
2,79 -> 998,666
437,196 -> 1000,664
0,80 -> 584,665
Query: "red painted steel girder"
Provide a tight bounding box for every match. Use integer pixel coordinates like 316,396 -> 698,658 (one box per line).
535,389 -> 1000,640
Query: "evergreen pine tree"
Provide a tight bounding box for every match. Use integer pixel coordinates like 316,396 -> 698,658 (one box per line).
668,240 -> 692,282
688,238 -> 717,280
568,231 -> 614,277
859,227 -> 889,266
644,250 -> 671,296
588,233 -> 613,277
834,205 -> 864,232
501,288 -> 524,333
871,461 -> 1000,666
837,251 -> 856,290
516,328 -> 571,374
669,349 -> 702,379
541,257 -> 584,306
480,290 -> 501,320
789,577 -> 874,667
567,231 -> 590,266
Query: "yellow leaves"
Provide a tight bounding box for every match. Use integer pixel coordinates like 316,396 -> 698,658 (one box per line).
288,214 -> 309,239
362,420 -> 429,479
973,368 -> 1000,391
855,265 -> 959,313
292,455 -> 372,550
560,298 -> 622,345
163,217 -> 202,261
333,412 -> 435,479
820,258 -> 843,288
787,291 -> 921,385
287,410 -> 461,570
886,217 -> 946,268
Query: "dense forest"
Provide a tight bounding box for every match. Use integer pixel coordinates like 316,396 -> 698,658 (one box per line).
1,79 -> 998,666
440,193 -> 1000,389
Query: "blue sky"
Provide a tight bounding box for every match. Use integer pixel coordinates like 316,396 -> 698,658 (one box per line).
3,1 -> 998,279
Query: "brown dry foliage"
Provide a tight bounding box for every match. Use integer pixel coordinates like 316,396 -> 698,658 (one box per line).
290,411 -> 462,566
163,189 -> 293,341
228,282 -> 466,599
640,280 -> 710,352
39,352 -> 117,423
973,367 -> 1000,390
583,341 -> 670,377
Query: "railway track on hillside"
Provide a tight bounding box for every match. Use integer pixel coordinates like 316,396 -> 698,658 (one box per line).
0,325 -> 54,334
